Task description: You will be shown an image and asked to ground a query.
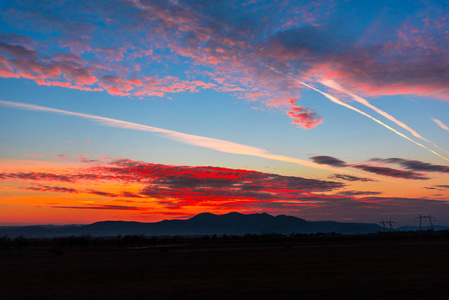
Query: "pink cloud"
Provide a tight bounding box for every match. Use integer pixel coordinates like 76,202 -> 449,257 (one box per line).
3,0 -> 449,134
287,99 -> 323,129
96,48 -> 126,62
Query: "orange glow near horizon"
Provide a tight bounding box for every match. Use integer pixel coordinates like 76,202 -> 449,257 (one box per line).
1,155 -> 448,225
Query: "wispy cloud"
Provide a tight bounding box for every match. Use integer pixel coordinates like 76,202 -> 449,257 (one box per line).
322,80 -> 449,155
433,118 -> 449,132
2,1 -> 449,132
52,205 -> 146,211
329,174 -> 376,182
265,66 -> 449,162
321,80 -> 428,142
310,155 -> 449,180
352,165 -> 429,180
24,185 -> 78,193
0,100 -> 361,174
4,154 -> 449,222
311,156 -> 347,168
336,190 -> 381,196
371,158 -> 449,174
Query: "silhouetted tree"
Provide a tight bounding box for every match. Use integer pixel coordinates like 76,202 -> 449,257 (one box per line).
0,235 -> 10,256
13,236 -> 27,254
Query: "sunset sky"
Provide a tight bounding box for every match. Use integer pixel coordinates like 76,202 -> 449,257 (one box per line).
1,0 -> 449,226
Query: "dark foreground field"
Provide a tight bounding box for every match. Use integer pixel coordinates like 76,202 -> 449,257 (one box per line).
1,233 -> 449,299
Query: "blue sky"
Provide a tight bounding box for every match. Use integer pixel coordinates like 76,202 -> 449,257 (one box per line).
1,0 -> 449,225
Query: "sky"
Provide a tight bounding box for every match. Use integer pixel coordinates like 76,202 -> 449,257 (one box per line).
1,0 -> 449,226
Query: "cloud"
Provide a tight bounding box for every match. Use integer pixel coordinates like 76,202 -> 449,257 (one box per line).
0,2 -> 328,127
424,185 -> 449,191
3,1 -> 449,103
352,165 -> 429,180
311,155 -> 448,180
329,174 -> 376,182
310,156 -> 347,168
18,183 -> 149,199
0,42 -> 36,59
322,80 -> 440,145
336,191 -> 381,196
3,0 -> 449,137
5,156 -> 346,207
0,100 -> 356,174
121,191 -> 145,198
287,99 -> 322,129
103,158 -> 346,206
432,118 -> 449,132
52,205 -> 146,211
0,172 -> 73,182
0,38 -> 217,98
266,66 -> 449,162
6,154 -> 449,222
86,189 -> 118,198
24,185 -> 78,193
371,158 -> 449,173
254,6 -> 449,100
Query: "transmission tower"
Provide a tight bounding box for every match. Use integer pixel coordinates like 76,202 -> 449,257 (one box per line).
380,219 -> 395,231
427,215 -> 436,231
379,219 -> 387,230
386,219 -> 396,231
415,215 -> 436,231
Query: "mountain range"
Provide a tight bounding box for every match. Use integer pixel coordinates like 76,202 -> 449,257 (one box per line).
1,212 -> 446,238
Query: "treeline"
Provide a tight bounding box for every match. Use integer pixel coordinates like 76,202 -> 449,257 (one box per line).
1,230 -> 448,256
0,232 -> 342,254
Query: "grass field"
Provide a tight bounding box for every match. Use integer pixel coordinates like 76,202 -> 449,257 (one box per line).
1,233 -> 449,299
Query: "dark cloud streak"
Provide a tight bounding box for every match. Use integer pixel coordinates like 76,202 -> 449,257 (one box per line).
310,156 -> 347,167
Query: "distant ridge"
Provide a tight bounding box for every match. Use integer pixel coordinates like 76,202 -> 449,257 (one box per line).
1,212 -> 440,238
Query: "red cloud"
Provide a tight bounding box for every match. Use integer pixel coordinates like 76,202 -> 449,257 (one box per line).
52,205 -> 146,211
287,102 -> 323,129
24,185 -> 79,193
2,157 -> 346,207
6,155 -> 449,221
0,172 -> 73,182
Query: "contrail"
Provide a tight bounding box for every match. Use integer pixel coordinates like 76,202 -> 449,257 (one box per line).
264,66 -> 449,162
321,80 -> 428,141
433,118 -> 449,132
321,80 -> 449,155
0,100 -> 376,178
131,1 -> 449,163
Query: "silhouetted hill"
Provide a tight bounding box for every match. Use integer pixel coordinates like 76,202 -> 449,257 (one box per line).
397,225 -> 449,231
0,212 -> 387,237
